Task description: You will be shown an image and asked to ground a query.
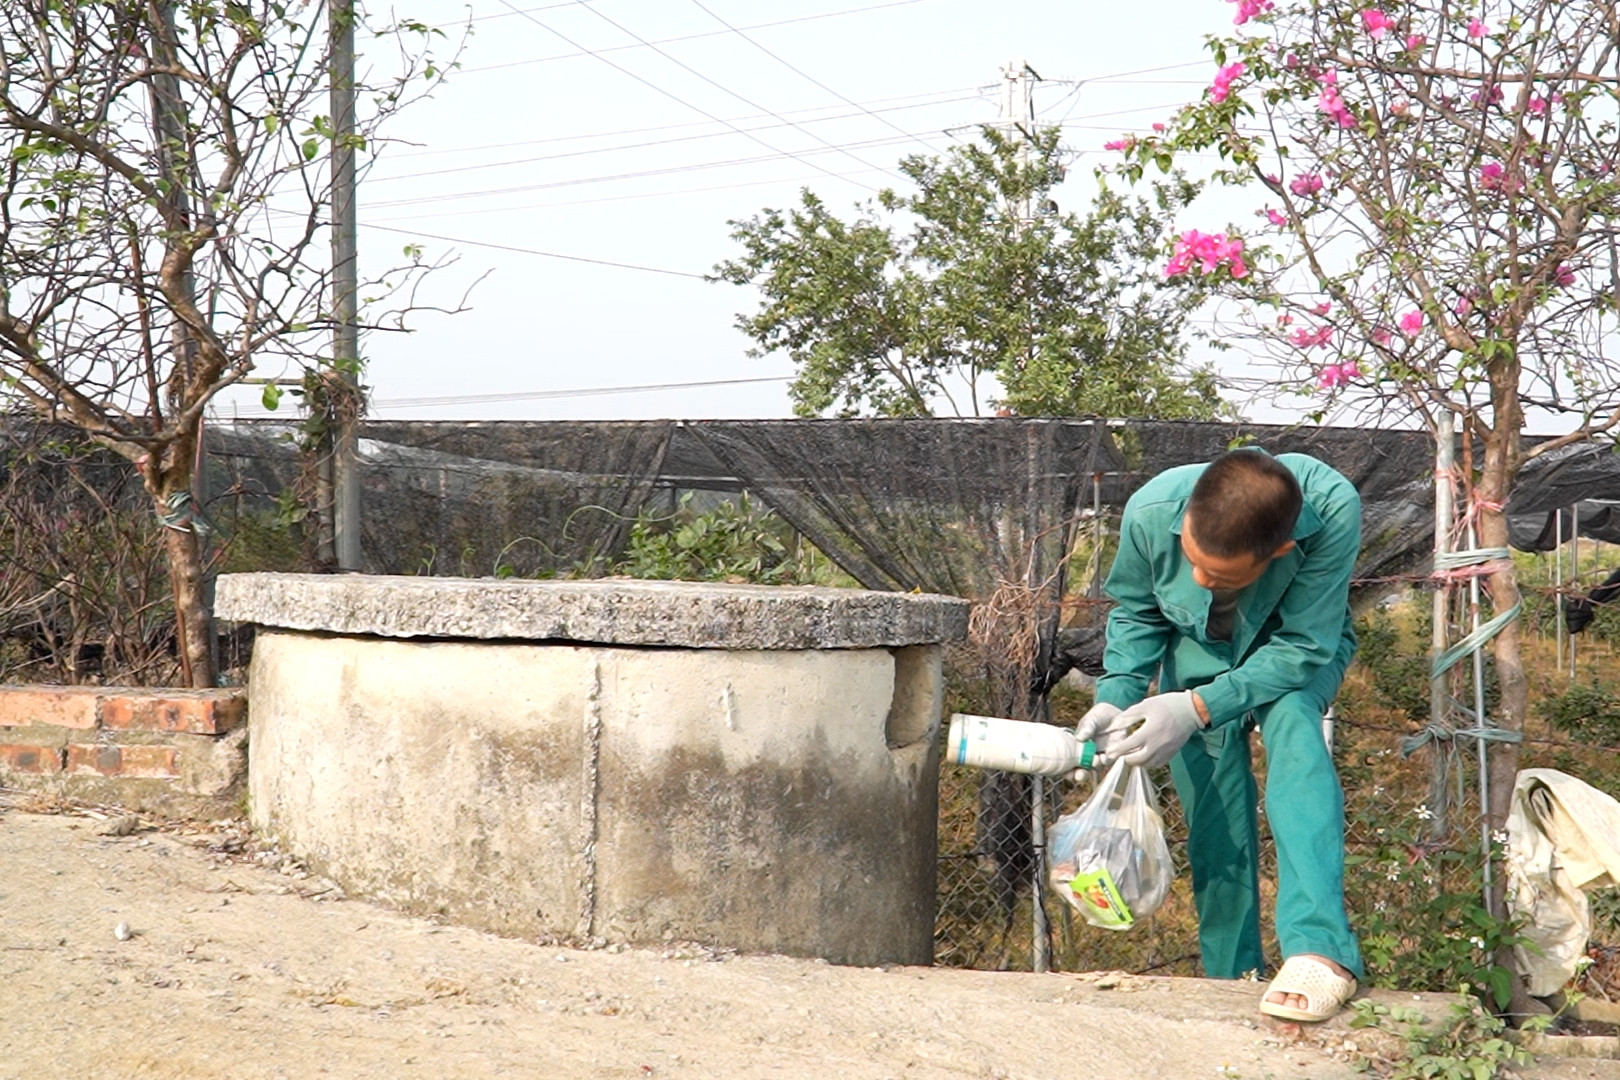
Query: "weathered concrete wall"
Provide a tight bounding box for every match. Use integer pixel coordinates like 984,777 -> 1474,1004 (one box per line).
246,631 -> 942,965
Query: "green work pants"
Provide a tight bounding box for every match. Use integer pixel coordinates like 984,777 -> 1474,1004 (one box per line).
1168,670 -> 1364,982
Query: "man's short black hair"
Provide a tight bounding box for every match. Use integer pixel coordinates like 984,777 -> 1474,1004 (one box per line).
1186,451 -> 1303,562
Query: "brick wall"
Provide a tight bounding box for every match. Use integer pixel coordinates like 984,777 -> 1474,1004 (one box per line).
0,686 -> 247,818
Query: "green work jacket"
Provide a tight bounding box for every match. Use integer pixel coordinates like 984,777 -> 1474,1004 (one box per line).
1093,452 -> 1360,728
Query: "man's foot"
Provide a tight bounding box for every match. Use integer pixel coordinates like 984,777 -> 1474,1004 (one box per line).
1259,954 -> 1357,1022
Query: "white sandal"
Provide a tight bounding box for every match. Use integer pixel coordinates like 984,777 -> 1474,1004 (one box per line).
1258,955 -> 1358,1022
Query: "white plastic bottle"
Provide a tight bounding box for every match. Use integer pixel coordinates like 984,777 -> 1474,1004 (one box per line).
946,713 -> 1097,776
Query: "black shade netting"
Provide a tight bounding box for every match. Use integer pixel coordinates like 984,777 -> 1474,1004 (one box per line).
683,418 -> 1122,922
205,420 -> 679,577
1099,420 -> 1439,587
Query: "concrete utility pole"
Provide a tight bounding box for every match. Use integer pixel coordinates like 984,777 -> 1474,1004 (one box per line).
995,59 -> 1056,974
995,60 -> 1042,230
330,0 -> 363,571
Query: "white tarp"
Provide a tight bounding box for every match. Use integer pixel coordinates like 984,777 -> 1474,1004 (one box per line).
1505,768 -> 1620,997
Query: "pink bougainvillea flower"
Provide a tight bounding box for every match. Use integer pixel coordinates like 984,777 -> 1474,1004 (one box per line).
1399,309 -> 1424,335
1290,172 -> 1325,196
1372,327 -> 1394,346
1265,173 -> 1282,187
1360,9 -> 1396,39
1467,16 -> 1488,37
1152,122 -> 1166,132
1290,325 -> 1334,349
1404,33 -> 1426,51
1478,161 -> 1519,191
1454,296 -> 1473,316
1313,301 -> 1332,315
1228,0 -> 1274,23
1266,208 -> 1288,226
1469,83 -> 1504,106
1554,264 -> 1576,287
1318,361 -> 1361,389
1210,61 -> 1246,103
1165,230 -> 1247,279
1316,70 -> 1356,128
1284,52 -> 1300,68
1527,95 -> 1548,116
1103,136 -> 1136,151
1390,99 -> 1411,117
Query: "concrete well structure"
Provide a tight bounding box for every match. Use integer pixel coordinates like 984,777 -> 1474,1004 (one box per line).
215,573 -> 968,966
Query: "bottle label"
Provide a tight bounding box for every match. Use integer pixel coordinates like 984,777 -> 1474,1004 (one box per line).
1067,867 -> 1135,930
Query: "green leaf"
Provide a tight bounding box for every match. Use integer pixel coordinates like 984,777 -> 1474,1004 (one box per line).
261,382 -> 283,410
302,138 -> 319,161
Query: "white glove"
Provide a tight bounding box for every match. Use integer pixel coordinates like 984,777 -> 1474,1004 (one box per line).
1111,690 -> 1205,769
1074,702 -> 1133,762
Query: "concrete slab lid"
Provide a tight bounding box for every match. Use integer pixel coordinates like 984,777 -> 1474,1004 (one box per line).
214,572 -> 970,649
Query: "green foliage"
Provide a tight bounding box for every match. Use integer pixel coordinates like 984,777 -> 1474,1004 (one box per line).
1349,1001 -> 1531,1080
1354,607 -> 1498,725
1343,804 -> 1528,1010
611,495 -> 818,586
215,508 -> 303,575
1355,610 -> 1432,722
1536,679 -> 1620,745
716,126 -> 1225,420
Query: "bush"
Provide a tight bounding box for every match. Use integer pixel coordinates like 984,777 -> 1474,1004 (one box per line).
1355,610 -> 1433,723
610,494 -> 818,585
1537,679 -> 1620,745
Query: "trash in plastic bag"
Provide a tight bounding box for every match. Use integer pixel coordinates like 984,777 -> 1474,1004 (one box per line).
1047,758 -> 1173,930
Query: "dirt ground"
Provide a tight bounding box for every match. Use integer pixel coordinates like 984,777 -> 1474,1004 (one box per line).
2,798 -> 1618,1080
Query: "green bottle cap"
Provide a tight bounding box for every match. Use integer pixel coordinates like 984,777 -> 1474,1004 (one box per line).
1077,739 -> 1096,770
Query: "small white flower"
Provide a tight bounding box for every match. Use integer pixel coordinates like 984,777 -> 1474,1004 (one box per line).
1493,828 -> 1510,846
1470,936 -> 1487,950
1373,785 -> 1386,796
1386,868 -> 1401,882
1414,803 -> 1434,820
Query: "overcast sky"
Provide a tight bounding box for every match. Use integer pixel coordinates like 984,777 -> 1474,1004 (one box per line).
214,0 -> 1262,423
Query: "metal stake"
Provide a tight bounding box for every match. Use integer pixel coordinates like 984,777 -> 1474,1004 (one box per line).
1465,521 -> 1492,913
1032,774 -> 1049,973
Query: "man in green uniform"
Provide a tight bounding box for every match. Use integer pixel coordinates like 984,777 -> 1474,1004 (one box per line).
1075,449 -> 1362,1021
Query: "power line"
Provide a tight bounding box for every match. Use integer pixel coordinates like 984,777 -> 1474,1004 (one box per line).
372,376 -> 791,410
491,0 -> 882,194
460,0 -> 936,74
363,222 -> 708,279
217,375 -> 794,418
367,96 -> 978,185
363,165 -> 899,224
684,0 -> 948,155
364,130 -> 936,210
565,0 -> 902,183
464,0 -> 599,24
383,86 -> 980,160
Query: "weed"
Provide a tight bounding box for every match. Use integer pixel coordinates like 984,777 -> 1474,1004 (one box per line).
1349,1000 -> 1540,1079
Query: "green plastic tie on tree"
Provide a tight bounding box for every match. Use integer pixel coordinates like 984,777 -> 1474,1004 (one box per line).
1429,603 -> 1522,680
155,490 -> 216,536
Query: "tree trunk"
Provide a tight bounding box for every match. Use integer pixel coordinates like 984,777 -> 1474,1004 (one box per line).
161,511 -> 216,688
1480,375 -> 1531,1019
140,423 -> 216,689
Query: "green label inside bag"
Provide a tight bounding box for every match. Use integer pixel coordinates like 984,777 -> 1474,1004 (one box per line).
1069,868 -> 1135,930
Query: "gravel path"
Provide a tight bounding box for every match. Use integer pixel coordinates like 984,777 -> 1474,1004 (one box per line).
1,802 -> 1614,1080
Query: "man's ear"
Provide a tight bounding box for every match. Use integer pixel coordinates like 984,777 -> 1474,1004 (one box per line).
1270,539 -> 1297,561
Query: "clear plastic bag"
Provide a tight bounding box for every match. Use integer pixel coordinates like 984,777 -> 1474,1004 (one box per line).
1047,758 -> 1173,930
